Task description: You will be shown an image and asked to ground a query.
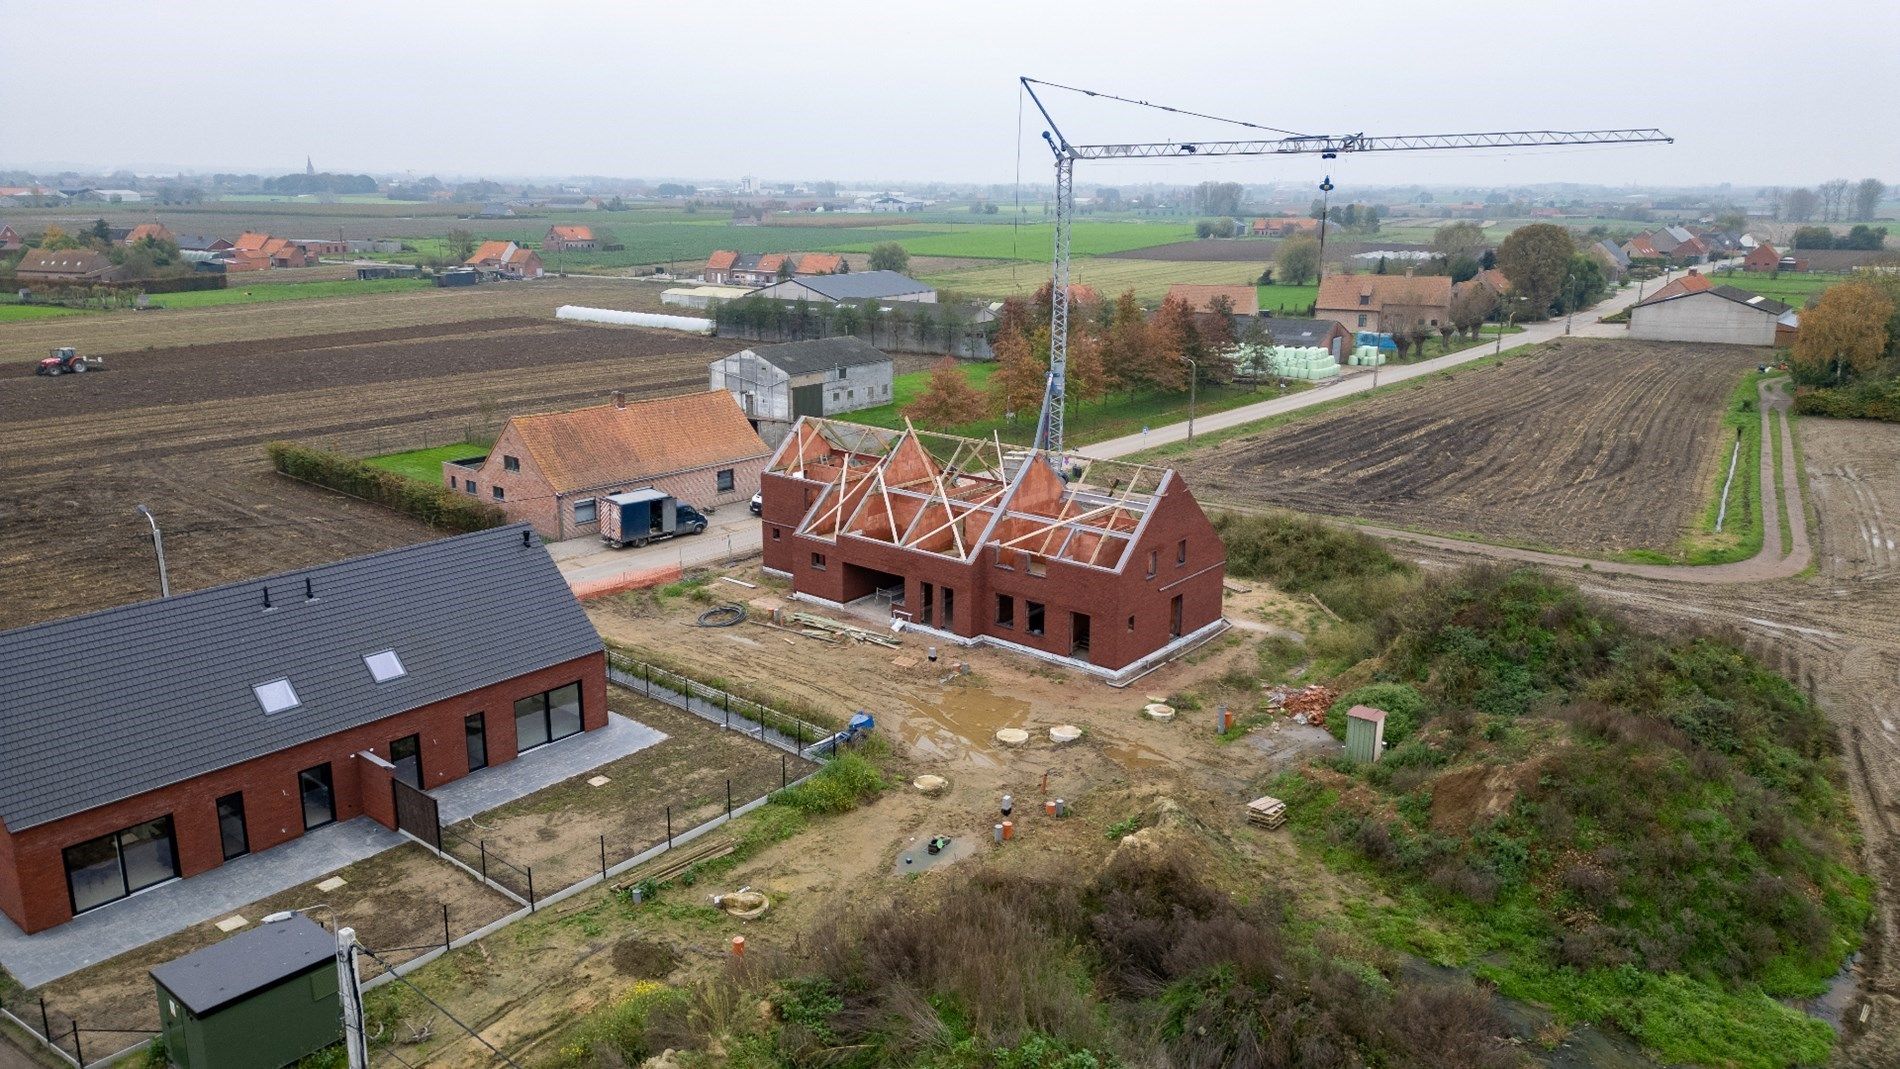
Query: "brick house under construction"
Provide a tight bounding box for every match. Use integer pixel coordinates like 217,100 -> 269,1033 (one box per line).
759,419 -> 1227,682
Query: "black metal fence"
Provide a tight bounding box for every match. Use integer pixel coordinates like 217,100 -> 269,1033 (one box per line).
606,651 -> 839,756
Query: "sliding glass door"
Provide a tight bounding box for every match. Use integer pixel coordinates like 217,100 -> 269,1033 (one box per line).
62,816 -> 179,914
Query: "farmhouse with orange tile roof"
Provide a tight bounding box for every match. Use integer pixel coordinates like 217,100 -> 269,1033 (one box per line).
1315,272 -> 1453,333
466,240 -> 545,279
544,224 -> 596,252
441,390 -> 770,539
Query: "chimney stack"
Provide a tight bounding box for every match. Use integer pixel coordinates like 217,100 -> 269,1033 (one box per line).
612,390 -> 626,409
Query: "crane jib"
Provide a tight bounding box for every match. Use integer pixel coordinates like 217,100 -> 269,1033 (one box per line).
1019,74 -> 1671,454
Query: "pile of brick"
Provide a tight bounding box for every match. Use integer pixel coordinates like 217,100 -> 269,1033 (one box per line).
1266,684 -> 1337,728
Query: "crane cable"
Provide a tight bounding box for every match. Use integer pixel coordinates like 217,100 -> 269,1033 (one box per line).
1022,76 -> 1312,139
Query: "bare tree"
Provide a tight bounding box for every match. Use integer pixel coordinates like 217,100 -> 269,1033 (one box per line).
1765,187 -> 1784,221
1784,188 -> 1820,223
1820,178 -> 1852,222
1854,178 -> 1887,222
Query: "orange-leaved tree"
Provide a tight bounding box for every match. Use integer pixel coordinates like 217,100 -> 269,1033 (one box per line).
1793,280 -> 1895,383
989,321 -> 1049,421
902,357 -> 988,430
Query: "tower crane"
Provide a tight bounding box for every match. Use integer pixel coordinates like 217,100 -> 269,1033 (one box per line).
1020,77 -> 1673,455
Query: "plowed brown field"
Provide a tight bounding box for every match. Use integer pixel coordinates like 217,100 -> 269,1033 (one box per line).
0,319 -> 741,627
1173,339 -> 1761,554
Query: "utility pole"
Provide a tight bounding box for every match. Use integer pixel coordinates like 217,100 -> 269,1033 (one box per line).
135,505 -> 169,598
1182,355 -> 1198,441
337,927 -> 369,1069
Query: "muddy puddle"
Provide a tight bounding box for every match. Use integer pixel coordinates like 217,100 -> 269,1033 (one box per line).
891,833 -> 979,875
898,686 -> 1032,768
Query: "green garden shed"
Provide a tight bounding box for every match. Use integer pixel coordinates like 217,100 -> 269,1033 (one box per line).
150,914 -> 341,1069
1344,705 -> 1387,764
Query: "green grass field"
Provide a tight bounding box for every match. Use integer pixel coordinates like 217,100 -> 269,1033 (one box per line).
364,442 -> 489,483
923,257 -> 1278,302
816,220 -> 1197,260
153,278 -> 432,308
845,359 -> 1299,446
1255,281 -> 1320,315
0,304 -> 88,322
1703,269 -> 1853,308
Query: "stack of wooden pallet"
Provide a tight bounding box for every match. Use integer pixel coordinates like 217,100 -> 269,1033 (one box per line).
1246,795 -> 1287,830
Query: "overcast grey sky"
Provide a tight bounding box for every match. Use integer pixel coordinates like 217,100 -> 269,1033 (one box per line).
6,0 -> 1896,190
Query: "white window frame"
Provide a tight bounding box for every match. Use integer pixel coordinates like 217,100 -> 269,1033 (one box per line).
254,678 -> 301,714
363,649 -> 406,684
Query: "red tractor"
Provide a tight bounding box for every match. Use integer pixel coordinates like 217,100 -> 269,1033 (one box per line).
36,347 -> 95,375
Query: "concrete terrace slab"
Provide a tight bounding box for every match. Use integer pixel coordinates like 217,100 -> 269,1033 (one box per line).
433,713 -> 665,825
0,712 -> 665,989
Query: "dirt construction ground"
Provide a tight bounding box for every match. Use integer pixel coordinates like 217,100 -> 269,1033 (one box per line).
443,696 -> 816,896
1173,338 -> 1765,554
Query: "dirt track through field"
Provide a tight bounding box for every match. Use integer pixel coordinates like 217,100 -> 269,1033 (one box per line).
1174,339 -> 1762,555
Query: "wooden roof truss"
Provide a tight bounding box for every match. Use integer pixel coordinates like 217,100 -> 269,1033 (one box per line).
778,418 -> 1168,571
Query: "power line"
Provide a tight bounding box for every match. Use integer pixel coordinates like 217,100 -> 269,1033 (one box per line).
356,944 -> 526,1069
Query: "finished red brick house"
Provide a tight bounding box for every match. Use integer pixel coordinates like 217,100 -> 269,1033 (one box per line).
0,525 -> 605,934
1742,243 -> 1781,272
760,419 -> 1228,682
443,389 -> 770,541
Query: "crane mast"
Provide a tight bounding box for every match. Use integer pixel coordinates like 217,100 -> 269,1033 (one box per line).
1020,76 -> 1672,456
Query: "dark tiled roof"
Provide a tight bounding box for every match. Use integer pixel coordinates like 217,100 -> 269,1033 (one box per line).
150,913 -> 333,1015
742,336 -> 891,376
0,525 -> 602,830
1256,317 -> 1349,345
773,270 -> 934,301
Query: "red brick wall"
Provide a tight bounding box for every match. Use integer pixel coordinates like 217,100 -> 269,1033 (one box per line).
0,651 -> 604,934
761,469 -> 1226,672
358,757 -> 396,830
454,426 -> 766,541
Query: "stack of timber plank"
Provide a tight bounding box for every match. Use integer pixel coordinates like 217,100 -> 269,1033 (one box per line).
1246,795 -> 1287,830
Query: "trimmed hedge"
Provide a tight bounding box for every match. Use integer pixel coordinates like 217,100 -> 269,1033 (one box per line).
266,441 -> 506,532
1793,379 -> 1900,422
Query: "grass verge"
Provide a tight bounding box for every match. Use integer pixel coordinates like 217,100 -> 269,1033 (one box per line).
1622,370 -> 1768,566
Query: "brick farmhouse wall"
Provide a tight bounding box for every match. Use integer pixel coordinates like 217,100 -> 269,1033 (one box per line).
446,423 -> 767,541
0,652 -> 605,934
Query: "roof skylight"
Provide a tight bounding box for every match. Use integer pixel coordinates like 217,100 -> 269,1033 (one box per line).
363,649 -> 406,684
253,678 -> 301,715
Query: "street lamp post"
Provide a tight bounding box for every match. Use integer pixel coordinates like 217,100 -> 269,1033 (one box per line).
134,505 -> 169,598
1182,355 -> 1198,442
